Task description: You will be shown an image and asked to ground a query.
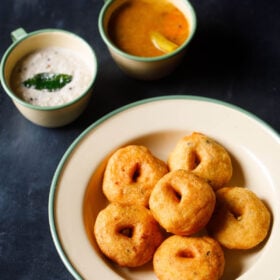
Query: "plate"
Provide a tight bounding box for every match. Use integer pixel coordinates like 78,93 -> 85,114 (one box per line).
49,95 -> 280,280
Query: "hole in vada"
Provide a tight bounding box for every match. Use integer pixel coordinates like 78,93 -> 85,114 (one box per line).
118,226 -> 134,238
168,185 -> 182,202
228,206 -> 242,221
131,163 -> 141,182
231,212 -> 242,221
177,250 -> 195,258
189,151 -> 201,170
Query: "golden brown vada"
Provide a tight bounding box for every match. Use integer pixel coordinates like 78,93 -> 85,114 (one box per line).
94,202 -> 164,267
149,169 -> 216,235
207,186 -> 271,249
153,235 -> 225,280
102,145 -> 168,207
168,132 -> 232,190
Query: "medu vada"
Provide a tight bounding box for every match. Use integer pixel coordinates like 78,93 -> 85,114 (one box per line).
207,186 -> 271,249
149,169 -> 216,235
94,202 -> 164,267
102,145 -> 168,207
167,132 -> 232,190
153,235 -> 225,280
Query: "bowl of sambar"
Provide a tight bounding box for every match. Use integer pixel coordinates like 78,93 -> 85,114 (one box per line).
98,0 -> 196,80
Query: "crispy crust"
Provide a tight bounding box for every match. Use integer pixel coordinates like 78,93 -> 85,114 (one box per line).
94,202 -> 164,267
149,169 -> 216,235
153,235 -> 225,280
207,187 -> 271,249
103,145 -> 168,207
168,132 -> 232,190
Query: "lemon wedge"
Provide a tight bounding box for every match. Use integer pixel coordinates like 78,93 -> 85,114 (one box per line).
150,31 -> 179,54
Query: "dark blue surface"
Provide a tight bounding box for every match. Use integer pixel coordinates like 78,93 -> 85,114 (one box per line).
0,0 -> 280,279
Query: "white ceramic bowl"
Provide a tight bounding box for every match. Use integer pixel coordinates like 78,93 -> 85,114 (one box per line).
0,28 -> 98,127
49,96 -> 280,280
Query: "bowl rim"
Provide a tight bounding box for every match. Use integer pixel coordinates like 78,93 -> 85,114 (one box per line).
0,28 -> 98,111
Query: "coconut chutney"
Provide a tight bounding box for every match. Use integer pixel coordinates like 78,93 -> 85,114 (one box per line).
11,47 -> 93,107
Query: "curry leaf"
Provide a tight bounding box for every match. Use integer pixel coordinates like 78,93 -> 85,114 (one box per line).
23,73 -> 72,91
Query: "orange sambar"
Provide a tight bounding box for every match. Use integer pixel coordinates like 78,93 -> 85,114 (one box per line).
108,0 -> 190,57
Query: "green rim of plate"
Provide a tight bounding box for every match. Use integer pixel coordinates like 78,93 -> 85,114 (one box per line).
48,95 -> 280,280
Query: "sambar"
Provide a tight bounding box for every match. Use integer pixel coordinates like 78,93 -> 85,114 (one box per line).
108,0 -> 190,57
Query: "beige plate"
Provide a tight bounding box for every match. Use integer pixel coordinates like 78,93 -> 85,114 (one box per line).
49,95 -> 280,280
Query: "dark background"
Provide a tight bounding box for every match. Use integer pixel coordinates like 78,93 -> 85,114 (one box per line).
0,0 -> 279,279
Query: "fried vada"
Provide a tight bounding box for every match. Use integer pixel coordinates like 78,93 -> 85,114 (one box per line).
103,145 -> 168,207
153,235 -> 225,280
207,186 -> 271,249
149,169 -> 216,235
94,202 -> 164,267
168,132 -> 232,190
